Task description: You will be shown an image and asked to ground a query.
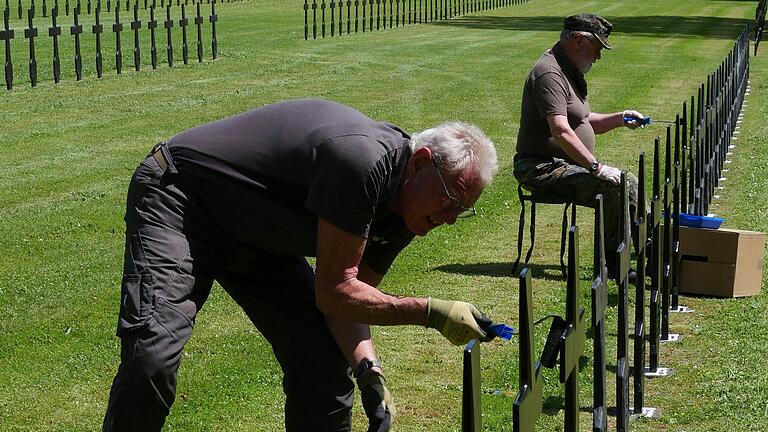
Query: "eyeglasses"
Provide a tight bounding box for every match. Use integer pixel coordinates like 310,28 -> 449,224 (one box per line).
432,159 -> 477,218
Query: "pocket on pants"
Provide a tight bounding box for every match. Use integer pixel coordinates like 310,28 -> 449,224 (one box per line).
117,272 -> 157,336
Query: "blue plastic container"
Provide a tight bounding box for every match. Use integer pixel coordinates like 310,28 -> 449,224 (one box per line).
678,213 -> 724,229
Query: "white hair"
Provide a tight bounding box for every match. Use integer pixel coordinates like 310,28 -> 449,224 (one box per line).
409,121 -> 498,187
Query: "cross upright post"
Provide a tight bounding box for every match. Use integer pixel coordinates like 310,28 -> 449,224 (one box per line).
49,5 -> 61,82
70,5 -> 83,80
179,3 -> 188,64
194,1 -> 202,62
209,0 -> 217,59
24,7 -> 38,86
130,2 -> 141,71
1,8 -> 14,89
163,4 -> 173,66
92,5 -> 103,77
113,2 -> 122,73
148,5 -> 157,68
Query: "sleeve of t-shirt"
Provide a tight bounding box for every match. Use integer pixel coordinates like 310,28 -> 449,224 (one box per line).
532,71 -> 569,118
362,234 -> 414,275
305,135 -> 387,238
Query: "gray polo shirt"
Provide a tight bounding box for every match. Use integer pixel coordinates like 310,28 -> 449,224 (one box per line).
166,99 -> 415,274
516,43 -> 595,162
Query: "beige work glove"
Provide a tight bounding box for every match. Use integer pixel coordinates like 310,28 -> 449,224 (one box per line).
425,298 -> 490,345
622,109 -> 647,129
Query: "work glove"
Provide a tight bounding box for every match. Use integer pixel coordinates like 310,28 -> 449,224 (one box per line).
593,163 -> 622,186
357,370 -> 396,432
622,110 -> 647,129
425,297 -> 491,346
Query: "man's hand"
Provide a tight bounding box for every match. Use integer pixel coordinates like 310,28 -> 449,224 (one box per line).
357,370 -> 396,432
593,163 -> 621,185
426,298 -> 491,345
622,110 -> 647,129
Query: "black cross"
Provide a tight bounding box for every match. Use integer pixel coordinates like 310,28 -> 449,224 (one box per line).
24,7 -> 38,86
194,2 -> 202,62
49,5 -> 61,82
92,5 -> 103,77
70,5 -> 83,80
179,4 -> 188,64
148,5 -> 157,69
2,8 -> 14,89
163,4 -> 173,66
209,0 -> 217,59
130,3 -> 141,71
113,2 -> 123,73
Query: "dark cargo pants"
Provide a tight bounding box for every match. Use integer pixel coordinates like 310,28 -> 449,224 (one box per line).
513,155 -> 639,275
102,153 -> 354,431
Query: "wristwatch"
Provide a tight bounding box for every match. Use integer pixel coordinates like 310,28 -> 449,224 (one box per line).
354,358 -> 382,378
589,160 -> 601,173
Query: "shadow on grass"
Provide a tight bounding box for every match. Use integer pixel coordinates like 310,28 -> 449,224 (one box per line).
433,15 -> 749,40
435,261 -> 568,280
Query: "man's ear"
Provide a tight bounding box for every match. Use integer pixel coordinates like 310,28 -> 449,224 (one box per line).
411,147 -> 433,172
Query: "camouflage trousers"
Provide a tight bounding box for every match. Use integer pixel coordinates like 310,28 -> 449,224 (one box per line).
513,154 -> 639,275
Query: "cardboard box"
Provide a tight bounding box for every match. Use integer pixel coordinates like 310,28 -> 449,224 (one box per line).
678,226 -> 765,297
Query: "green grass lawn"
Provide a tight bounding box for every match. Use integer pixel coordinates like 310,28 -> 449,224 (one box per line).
1,0 -> 766,430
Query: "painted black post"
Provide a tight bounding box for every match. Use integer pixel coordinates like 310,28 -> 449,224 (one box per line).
71,5 -> 82,80
209,0 -> 216,59
648,138 -> 663,373
361,0 -> 365,31
672,114 -> 682,311
354,0 -> 358,32
303,0 -> 308,39
19,0 -> 23,18
107,0 -> 110,11
93,5 -> 103,77
592,194 -> 608,432
0,9 -> 15,90
179,3 -> 188,64
320,0 -> 324,37
49,6 -> 61,82
329,0 -> 334,35
148,5 -> 157,68
43,0 -> 47,17
311,0 -> 316,38
24,7 -> 38,86
461,339 -> 481,432
562,224 -> 586,432
615,173 -> 631,432
632,153 -> 649,416
113,2 -> 122,73
661,127 -> 672,341
512,268 -> 543,432
375,0 -> 379,30
368,0 -> 372,31
130,2 -> 140,70
338,0 -> 342,35
194,2 -> 201,60
164,4 -> 172,66
346,0 -> 350,34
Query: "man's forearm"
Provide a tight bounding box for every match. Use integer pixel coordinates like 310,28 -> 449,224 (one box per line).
588,111 -> 624,134
324,317 -> 380,370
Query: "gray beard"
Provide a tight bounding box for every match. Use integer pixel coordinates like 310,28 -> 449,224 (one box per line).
577,60 -> 592,74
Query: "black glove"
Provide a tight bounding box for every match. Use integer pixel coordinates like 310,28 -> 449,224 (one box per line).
357,370 -> 395,432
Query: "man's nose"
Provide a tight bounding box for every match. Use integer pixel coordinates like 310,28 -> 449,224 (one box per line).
443,209 -> 459,225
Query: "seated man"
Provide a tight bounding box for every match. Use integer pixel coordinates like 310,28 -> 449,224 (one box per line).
514,13 -> 644,277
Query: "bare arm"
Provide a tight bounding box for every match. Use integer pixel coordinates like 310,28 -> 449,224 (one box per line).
323,262 -> 386,369
546,114 -> 597,168
588,111 -> 625,134
315,217 -> 427,326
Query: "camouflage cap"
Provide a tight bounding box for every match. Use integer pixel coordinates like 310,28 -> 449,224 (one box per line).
564,13 -> 613,50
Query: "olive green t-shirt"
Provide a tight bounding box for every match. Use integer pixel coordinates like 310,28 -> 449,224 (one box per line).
516,43 -> 595,162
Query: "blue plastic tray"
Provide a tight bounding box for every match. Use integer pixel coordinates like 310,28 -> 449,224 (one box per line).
678,213 -> 724,229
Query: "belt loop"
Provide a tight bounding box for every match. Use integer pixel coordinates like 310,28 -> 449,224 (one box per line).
159,144 -> 178,175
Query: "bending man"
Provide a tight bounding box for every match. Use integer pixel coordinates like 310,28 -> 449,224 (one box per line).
102,98 -> 499,431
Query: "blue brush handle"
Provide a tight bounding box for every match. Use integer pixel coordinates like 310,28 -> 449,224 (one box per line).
623,115 -> 652,125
